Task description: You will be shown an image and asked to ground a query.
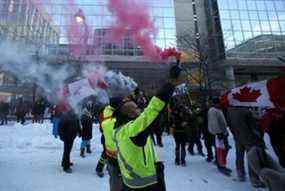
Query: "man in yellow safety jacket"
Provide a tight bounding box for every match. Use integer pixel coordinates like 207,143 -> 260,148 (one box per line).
100,104 -> 123,191
112,65 -> 183,191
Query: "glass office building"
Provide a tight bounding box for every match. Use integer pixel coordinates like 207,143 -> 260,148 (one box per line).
44,0 -> 176,56
0,0 -> 60,54
0,0 -> 176,56
217,0 -> 285,57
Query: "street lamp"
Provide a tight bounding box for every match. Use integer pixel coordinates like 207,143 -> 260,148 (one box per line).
74,9 -> 85,24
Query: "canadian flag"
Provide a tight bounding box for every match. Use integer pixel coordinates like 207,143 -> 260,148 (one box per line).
220,77 -> 285,108
215,138 -> 227,167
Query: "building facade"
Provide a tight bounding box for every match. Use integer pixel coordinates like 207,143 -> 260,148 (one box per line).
45,0 -> 178,91
217,0 -> 285,87
0,0 -> 60,100
0,0 -> 60,55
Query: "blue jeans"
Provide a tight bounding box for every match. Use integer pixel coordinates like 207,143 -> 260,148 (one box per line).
52,117 -> 60,138
81,140 -> 91,149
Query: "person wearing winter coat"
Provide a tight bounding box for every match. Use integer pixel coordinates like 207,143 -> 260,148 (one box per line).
112,65 -> 183,191
247,146 -> 285,191
208,97 -> 232,176
15,99 -> 28,125
49,105 -> 62,138
58,110 -> 81,173
171,104 -> 188,166
186,107 -> 204,156
0,101 -> 9,125
32,98 -> 46,123
268,110 -> 285,169
227,107 -> 266,184
80,108 -> 93,157
201,105 -> 215,162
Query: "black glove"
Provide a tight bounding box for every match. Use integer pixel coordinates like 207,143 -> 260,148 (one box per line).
169,65 -> 182,79
156,83 -> 175,102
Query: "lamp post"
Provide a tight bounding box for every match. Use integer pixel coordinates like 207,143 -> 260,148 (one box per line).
74,9 -> 89,58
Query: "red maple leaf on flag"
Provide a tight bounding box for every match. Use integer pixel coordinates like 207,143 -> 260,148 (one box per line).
220,91 -> 230,108
232,86 -> 261,102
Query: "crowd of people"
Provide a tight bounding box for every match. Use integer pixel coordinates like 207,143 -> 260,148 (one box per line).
0,97 -> 48,125
52,65 -> 284,191
1,65 -> 284,191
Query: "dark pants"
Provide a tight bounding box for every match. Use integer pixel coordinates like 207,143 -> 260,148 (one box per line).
17,114 -> 25,124
107,159 -> 123,191
173,132 -> 187,164
268,129 -> 285,168
96,134 -> 107,172
0,114 -> 8,125
247,146 -> 285,190
203,133 -> 215,160
61,139 -> 75,170
122,162 -> 166,191
188,134 -> 203,153
122,184 -> 157,191
235,142 -> 249,178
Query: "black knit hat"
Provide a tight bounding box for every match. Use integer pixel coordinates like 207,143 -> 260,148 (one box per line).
211,97 -> 220,104
169,65 -> 182,79
109,97 -> 124,110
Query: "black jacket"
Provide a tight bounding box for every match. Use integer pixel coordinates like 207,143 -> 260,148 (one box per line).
171,106 -> 187,133
80,113 -> 93,140
0,102 -> 9,115
59,112 -> 81,142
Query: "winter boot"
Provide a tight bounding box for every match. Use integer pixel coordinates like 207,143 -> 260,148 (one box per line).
63,167 -> 72,173
175,150 -> 180,165
188,147 -> 194,155
86,145 -> 92,154
96,170 -> 104,178
95,158 -> 105,177
181,160 -> 186,167
218,166 -> 232,176
80,148 -> 85,158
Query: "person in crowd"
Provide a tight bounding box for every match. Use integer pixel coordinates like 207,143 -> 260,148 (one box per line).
187,106 -> 204,157
80,108 -> 93,158
32,99 -> 42,123
171,104 -> 188,166
227,107 -> 266,184
267,110 -> 285,168
208,97 -> 232,176
247,146 -> 285,191
112,65 -> 182,190
16,98 -> 28,125
0,100 -> 9,125
95,107 -> 108,177
49,105 -> 62,138
100,103 -> 122,191
201,103 -> 215,162
58,110 -> 81,173
38,98 -> 47,123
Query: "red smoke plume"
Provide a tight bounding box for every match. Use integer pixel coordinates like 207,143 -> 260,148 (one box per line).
107,0 -> 160,61
159,48 -> 182,62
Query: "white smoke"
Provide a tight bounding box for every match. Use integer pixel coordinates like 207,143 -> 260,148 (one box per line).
0,41 -> 137,113
0,41 -> 76,97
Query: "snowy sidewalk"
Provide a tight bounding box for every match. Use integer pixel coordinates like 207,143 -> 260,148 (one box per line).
0,122 -> 268,191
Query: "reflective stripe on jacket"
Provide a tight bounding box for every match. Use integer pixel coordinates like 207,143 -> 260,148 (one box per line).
101,106 -> 117,157
114,96 -> 165,189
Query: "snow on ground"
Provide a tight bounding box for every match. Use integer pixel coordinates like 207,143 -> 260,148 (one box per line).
0,121 -> 272,191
